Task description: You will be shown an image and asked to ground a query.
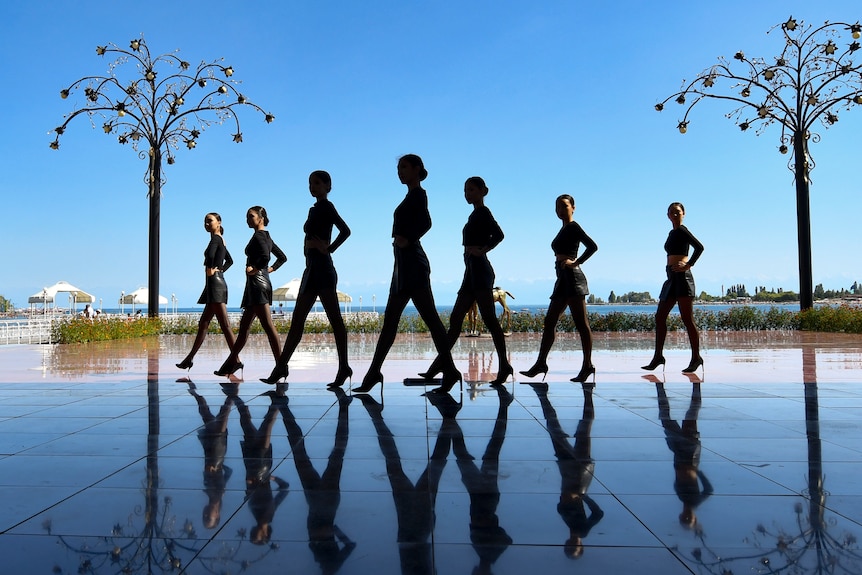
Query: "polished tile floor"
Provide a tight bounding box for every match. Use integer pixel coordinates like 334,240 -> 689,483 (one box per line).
1,331 -> 862,574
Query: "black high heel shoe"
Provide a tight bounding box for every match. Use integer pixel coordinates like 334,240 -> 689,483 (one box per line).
176,359 -> 194,371
570,365 -> 596,383
214,360 -> 244,377
641,355 -> 666,371
519,361 -> 548,381
352,371 -> 383,394
260,364 -> 289,385
682,356 -> 704,374
490,364 -> 514,386
417,357 -> 443,381
428,369 -> 463,394
328,366 -> 354,388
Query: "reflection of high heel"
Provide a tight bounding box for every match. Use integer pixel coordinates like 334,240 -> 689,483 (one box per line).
352,371 -> 383,394
260,364 -> 289,385
214,360 -> 243,377
490,364 -> 514,386
176,359 -> 193,371
519,362 -> 548,381
641,355 -> 666,371
429,369 -> 463,394
328,366 -> 354,388
570,365 -> 596,383
682,356 -> 703,374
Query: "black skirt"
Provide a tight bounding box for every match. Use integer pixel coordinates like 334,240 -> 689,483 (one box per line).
299,251 -> 337,295
659,266 -> 696,300
241,269 -> 273,308
197,271 -> 228,305
389,241 -> 431,296
551,263 -> 589,299
457,253 -> 495,297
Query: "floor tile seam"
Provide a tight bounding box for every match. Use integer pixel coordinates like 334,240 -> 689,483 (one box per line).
0,451 -> 158,536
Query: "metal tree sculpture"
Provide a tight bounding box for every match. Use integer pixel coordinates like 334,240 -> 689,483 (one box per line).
657,17 -> 862,311
51,37 -> 274,316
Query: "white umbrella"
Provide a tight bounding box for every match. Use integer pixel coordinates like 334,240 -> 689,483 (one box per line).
28,280 -> 95,312
273,278 -> 302,302
120,287 -> 168,313
273,278 -> 351,303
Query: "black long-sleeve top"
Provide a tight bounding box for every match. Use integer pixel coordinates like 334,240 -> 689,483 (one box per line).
304,199 -> 351,254
245,230 -> 287,271
550,221 -> 598,264
203,235 -> 233,272
462,206 -> 504,250
392,186 -> 431,243
664,225 -> 704,266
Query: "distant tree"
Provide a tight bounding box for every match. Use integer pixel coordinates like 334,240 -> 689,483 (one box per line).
52,37 -> 274,316
814,283 -> 826,298
657,17 -> 862,310
0,295 -> 13,313
608,291 -> 616,303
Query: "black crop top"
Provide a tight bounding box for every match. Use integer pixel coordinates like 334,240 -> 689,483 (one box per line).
551,221 -> 598,264
245,230 -> 287,271
664,225 -> 704,266
392,187 -> 431,243
203,235 -> 233,272
462,205 -> 504,249
303,199 -> 351,254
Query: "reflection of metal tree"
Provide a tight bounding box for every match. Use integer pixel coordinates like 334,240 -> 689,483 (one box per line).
688,348 -> 862,574
657,17 -> 862,311
45,350 -> 276,573
51,37 -> 274,316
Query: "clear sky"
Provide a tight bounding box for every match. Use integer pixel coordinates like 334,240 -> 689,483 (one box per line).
2,1 -> 861,310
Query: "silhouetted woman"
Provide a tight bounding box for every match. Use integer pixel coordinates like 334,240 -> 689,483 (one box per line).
532,382 -> 604,559
353,154 -> 460,394
235,393 -> 289,545
642,202 -> 704,374
187,383 -> 233,529
177,212 -> 236,371
417,176 -> 513,386
655,379 -> 712,529
215,206 -> 286,377
261,171 -> 352,386
521,194 -> 598,383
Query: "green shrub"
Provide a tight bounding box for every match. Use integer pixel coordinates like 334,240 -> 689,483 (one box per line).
799,304 -> 862,333
53,316 -> 163,343
48,305 -> 862,343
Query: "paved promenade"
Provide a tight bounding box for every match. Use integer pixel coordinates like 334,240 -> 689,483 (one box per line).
1,332 -> 861,574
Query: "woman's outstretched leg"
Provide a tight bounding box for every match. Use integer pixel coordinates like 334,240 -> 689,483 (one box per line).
217,308 -> 255,376
179,305 -> 217,367
568,296 -> 593,373
476,291 -> 512,382
212,303 -> 237,352
413,288 -> 460,392
677,296 -> 702,372
261,293 -> 315,383
354,293 -> 409,391
255,304 -> 281,361
420,292 -> 474,379
520,297 -> 567,379
643,298 -> 675,370
318,290 -> 352,386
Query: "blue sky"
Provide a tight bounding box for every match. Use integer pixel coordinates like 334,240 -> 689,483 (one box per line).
2,1 -> 861,310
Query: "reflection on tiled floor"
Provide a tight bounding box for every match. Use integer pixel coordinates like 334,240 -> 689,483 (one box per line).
1,332 -> 862,574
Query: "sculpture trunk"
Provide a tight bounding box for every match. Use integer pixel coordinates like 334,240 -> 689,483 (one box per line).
794,133 -> 813,311
148,150 -> 161,318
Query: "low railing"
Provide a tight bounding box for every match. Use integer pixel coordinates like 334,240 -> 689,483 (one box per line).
0,318 -> 55,345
